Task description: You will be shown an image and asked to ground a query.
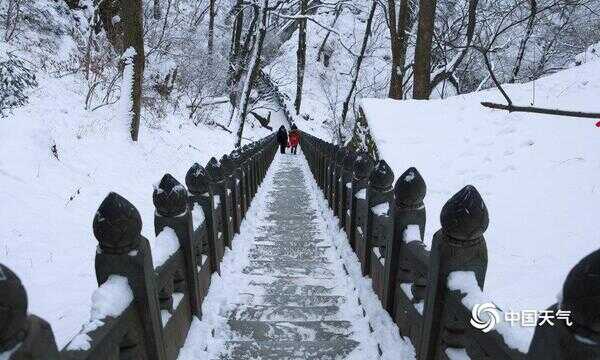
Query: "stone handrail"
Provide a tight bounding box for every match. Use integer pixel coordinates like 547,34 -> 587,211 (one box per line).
0,134 -> 278,360
300,131 -> 600,360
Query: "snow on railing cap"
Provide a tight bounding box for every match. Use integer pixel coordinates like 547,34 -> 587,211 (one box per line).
93,192 -> 142,254
394,167 -> 426,207
561,248 -> 600,340
0,264 -> 28,352
353,153 -> 373,179
206,157 -> 224,182
369,159 -> 394,191
440,185 -> 489,242
185,163 -> 210,195
153,174 -> 187,217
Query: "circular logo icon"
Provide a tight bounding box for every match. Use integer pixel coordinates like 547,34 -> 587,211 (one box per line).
470,302 -> 500,333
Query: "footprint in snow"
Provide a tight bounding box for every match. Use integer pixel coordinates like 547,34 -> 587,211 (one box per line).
521,139 -> 535,147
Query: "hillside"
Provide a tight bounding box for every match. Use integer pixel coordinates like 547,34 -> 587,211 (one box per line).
361,57 -> 600,342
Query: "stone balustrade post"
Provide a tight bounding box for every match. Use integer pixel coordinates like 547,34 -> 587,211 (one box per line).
386,167 -> 427,318
218,155 -> 235,246
341,150 -> 357,232
0,264 -> 59,360
228,150 -> 244,234
528,249 -> 600,359
352,154 -> 374,274
153,174 -> 201,318
366,160 -> 395,284
419,185 -> 489,360
185,163 -> 221,274
333,148 -> 346,222
93,192 -> 167,360
206,158 -> 228,255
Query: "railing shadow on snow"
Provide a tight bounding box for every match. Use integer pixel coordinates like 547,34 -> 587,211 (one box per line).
300,131 -> 600,360
0,134 -> 278,360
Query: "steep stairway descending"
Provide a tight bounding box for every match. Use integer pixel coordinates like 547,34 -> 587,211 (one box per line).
200,154 -> 380,359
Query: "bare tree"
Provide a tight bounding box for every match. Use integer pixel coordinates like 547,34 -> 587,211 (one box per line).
413,0 -> 437,99
509,0 -> 537,83
208,0 -> 216,58
235,0 -> 269,147
340,0 -> 377,126
121,0 -> 145,141
294,0 -> 308,114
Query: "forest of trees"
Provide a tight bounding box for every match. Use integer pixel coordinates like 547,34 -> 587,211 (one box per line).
2,0 -> 600,143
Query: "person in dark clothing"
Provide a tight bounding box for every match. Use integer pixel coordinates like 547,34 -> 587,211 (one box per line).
277,125 -> 288,154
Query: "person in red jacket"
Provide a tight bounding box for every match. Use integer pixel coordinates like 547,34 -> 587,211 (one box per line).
288,124 -> 300,154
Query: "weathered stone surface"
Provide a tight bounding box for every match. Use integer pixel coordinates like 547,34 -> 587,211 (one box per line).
0,264 -> 28,352
185,163 -> 210,194
369,159 -> 394,190
440,185 -> 489,241
93,192 -> 142,254
153,173 -> 187,217
395,167 -> 426,207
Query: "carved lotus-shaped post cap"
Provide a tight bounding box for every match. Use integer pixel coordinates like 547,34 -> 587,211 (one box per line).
440,185 -> 489,241
369,160 -> 394,190
93,192 -> 142,254
230,149 -> 241,162
561,249 -> 600,333
0,264 -> 28,349
185,163 -> 210,194
353,154 -> 373,179
153,174 -> 187,217
206,157 -> 223,181
335,148 -> 347,165
395,167 -> 427,207
220,154 -> 234,176
343,151 -> 357,171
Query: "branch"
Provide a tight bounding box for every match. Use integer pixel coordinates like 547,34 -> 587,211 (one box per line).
481,102 -> 600,120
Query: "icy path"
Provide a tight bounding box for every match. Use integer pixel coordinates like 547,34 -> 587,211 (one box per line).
178,151 -> 415,360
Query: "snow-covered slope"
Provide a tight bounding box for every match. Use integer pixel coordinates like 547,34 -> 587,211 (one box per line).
361,59 -> 600,342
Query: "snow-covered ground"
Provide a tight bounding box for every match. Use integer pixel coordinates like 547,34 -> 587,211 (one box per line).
361,58 -> 600,343
0,69 -> 287,347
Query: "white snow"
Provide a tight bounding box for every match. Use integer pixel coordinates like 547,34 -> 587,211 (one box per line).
403,225 -> 422,242
66,275 -> 133,351
446,348 -> 471,360
371,203 -> 390,216
447,271 -> 530,353
152,227 -> 180,269
191,203 -> 205,230
355,189 -> 366,199
213,195 -> 221,210
361,58 -> 600,342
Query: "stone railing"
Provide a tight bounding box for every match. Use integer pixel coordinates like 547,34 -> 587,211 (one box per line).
300,131 -> 600,360
0,134 -> 278,360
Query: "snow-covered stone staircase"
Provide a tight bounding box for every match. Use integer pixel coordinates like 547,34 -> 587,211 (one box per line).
204,154 -> 378,359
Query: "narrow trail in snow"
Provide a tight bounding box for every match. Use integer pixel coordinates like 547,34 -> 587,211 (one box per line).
179,152 -> 385,359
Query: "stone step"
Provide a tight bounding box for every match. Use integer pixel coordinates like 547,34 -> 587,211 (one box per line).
242,260 -> 335,278
247,278 -> 344,296
238,293 -> 344,307
215,339 -> 360,360
248,244 -> 330,261
224,304 -> 341,321
223,320 -> 353,342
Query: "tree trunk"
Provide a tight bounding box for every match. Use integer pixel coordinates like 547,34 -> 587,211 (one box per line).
388,0 -> 415,99
121,0 -> 145,141
412,0 -> 437,99
98,0 -> 123,53
317,6 -> 342,65
294,0 -> 308,115
340,0 -> 377,125
153,0 -> 161,19
509,0 -> 537,83
208,0 -> 216,58
235,0 -> 269,148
